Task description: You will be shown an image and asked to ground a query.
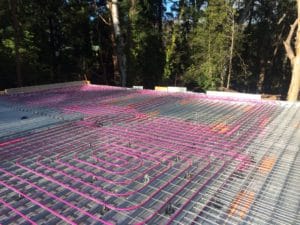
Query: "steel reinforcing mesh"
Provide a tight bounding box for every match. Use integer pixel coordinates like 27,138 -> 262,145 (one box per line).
0,85 -> 299,225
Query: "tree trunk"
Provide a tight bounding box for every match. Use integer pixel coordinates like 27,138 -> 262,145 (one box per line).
157,0 -> 163,33
208,29 -> 212,79
110,0 -> 127,87
10,0 -> 22,87
110,32 -> 120,84
288,56 -> 300,100
227,15 -> 235,89
48,15 -> 56,81
257,60 -> 266,93
284,0 -> 300,101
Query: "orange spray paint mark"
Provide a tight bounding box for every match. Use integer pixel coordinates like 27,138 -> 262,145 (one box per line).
243,105 -> 253,112
258,156 -> 276,174
228,191 -> 255,219
179,99 -> 190,105
212,123 -> 229,134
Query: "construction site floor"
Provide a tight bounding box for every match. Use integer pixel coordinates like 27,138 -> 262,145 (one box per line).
0,84 -> 299,225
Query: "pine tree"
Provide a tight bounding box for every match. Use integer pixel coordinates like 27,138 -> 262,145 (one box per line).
126,0 -> 165,88
163,0 -> 191,86
183,0 -> 235,90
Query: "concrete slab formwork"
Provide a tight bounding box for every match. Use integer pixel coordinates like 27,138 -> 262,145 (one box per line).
0,83 -> 299,225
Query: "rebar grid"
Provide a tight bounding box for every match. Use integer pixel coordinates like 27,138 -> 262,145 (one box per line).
0,84 -> 299,225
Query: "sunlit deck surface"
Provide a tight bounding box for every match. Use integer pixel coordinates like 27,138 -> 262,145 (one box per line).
0,83 -> 300,225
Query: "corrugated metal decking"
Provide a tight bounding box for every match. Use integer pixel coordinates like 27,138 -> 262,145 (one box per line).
0,84 -> 299,225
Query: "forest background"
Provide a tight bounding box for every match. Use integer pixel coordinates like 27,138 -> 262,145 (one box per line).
0,0 -> 297,99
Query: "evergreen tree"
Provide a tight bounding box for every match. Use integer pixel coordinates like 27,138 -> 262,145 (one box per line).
183,0 -> 236,90
163,0 -> 191,86
126,0 -> 165,88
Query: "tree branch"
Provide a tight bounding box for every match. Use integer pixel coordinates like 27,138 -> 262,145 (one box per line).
99,14 -> 110,25
283,19 -> 298,66
277,13 -> 286,25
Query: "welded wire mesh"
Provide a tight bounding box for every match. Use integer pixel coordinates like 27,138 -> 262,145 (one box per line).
0,84 -> 299,225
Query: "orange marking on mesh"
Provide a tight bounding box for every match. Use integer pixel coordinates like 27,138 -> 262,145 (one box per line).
127,104 -> 135,108
228,191 -> 255,219
258,156 -> 276,173
212,123 -> 229,134
243,105 -> 253,112
179,99 -> 190,105
219,126 -> 229,134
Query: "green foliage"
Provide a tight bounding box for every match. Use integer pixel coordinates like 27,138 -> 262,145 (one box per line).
126,0 -> 165,88
163,0 -> 190,86
182,0 -> 235,90
235,0 -> 296,94
2,38 -> 15,51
